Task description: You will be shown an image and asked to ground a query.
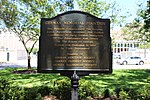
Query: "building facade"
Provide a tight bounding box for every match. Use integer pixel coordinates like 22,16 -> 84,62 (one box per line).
111,29 -> 149,59
0,29 -> 26,62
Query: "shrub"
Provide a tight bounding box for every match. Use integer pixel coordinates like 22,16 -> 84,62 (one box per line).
0,79 -> 53,100
119,90 -> 129,100
35,93 -> 42,100
37,85 -> 52,97
24,86 -> 53,100
147,75 -> 150,83
137,84 -> 150,100
0,79 -> 24,100
125,88 -> 142,100
79,79 -> 99,99
24,87 -> 39,100
52,78 -> 71,100
1,77 -> 150,100
114,85 -> 150,100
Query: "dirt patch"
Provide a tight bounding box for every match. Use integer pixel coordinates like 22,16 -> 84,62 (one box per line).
43,95 -> 58,100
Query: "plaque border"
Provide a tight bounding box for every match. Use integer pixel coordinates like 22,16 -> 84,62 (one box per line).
38,11 -> 112,74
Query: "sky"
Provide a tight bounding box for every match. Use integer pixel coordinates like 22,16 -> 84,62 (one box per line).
101,0 -> 148,29
109,0 -> 148,22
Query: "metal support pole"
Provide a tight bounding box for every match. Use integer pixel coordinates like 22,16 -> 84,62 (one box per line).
143,35 -> 146,58
71,71 -> 79,100
144,44 -> 146,58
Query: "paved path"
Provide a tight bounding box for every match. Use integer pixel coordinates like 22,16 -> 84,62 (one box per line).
0,59 -> 37,70
113,63 -> 150,70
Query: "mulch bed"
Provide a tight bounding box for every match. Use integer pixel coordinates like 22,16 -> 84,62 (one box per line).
42,96 -> 121,100
12,69 -> 37,74
88,97 -> 121,100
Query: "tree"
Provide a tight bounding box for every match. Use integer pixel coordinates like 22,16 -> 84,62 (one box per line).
122,1 -> 150,43
11,16 -> 39,69
0,0 -> 74,69
0,0 -> 40,69
76,0 -> 127,46
140,1 -> 150,32
76,0 -> 126,28
121,19 -> 144,41
0,0 -> 18,27
138,1 -> 150,43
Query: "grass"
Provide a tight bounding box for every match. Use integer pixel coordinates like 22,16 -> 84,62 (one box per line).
83,70 -> 150,90
0,68 -> 150,89
0,68 -> 64,87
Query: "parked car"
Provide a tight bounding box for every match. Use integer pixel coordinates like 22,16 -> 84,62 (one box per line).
117,56 -> 144,65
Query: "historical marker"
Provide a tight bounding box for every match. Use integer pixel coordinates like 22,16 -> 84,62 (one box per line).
38,11 -> 112,74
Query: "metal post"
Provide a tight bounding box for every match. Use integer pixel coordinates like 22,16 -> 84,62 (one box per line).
71,71 -> 79,100
7,52 -> 9,62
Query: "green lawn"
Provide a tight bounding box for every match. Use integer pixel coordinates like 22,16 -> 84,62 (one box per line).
0,68 -> 150,89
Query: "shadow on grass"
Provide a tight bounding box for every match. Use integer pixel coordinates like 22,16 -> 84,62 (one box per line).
0,68 -> 150,89
82,69 -> 150,89
0,68 -> 68,87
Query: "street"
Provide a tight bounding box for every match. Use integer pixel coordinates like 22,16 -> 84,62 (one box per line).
0,57 -> 150,70
113,63 -> 150,70
113,59 -> 150,69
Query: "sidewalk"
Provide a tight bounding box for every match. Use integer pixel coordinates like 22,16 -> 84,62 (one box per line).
0,58 -> 37,70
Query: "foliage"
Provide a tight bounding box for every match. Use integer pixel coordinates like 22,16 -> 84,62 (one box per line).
0,79 -> 51,100
119,90 -> 129,100
137,84 -> 150,99
21,0 -> 74,15
0,79 -> 24,100
54,0 -> 74,13
52,78 -> 71,100
122,19 -> 143,41
0,0 -> 40,69
138,1 -> 150,32
0,0 -> 18,27
0,0 -> 74,69
147,75 -> 150,83
24,86 -> 52,100
121,18 -> 150,43
79,79 -> 99,99
28,47 -> 38,54
122,1 -> 150,43
76,0 -> 127,28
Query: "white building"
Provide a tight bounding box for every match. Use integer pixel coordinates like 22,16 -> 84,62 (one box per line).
111,29 -> 150,60
0,29 -> 27,62
113,40 -> 149,58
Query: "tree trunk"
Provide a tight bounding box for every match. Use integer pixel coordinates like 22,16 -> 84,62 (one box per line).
27,54 -> 31,69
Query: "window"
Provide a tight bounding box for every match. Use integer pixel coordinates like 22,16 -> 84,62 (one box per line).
118,43 -> 120,47
121,43 -> 123,47
124,44 -> 127,47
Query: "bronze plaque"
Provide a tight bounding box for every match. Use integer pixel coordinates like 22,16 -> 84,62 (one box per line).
38,11 -> 112,74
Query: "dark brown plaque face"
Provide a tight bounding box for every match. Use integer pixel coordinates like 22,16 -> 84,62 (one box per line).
38,11 -> 112,74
